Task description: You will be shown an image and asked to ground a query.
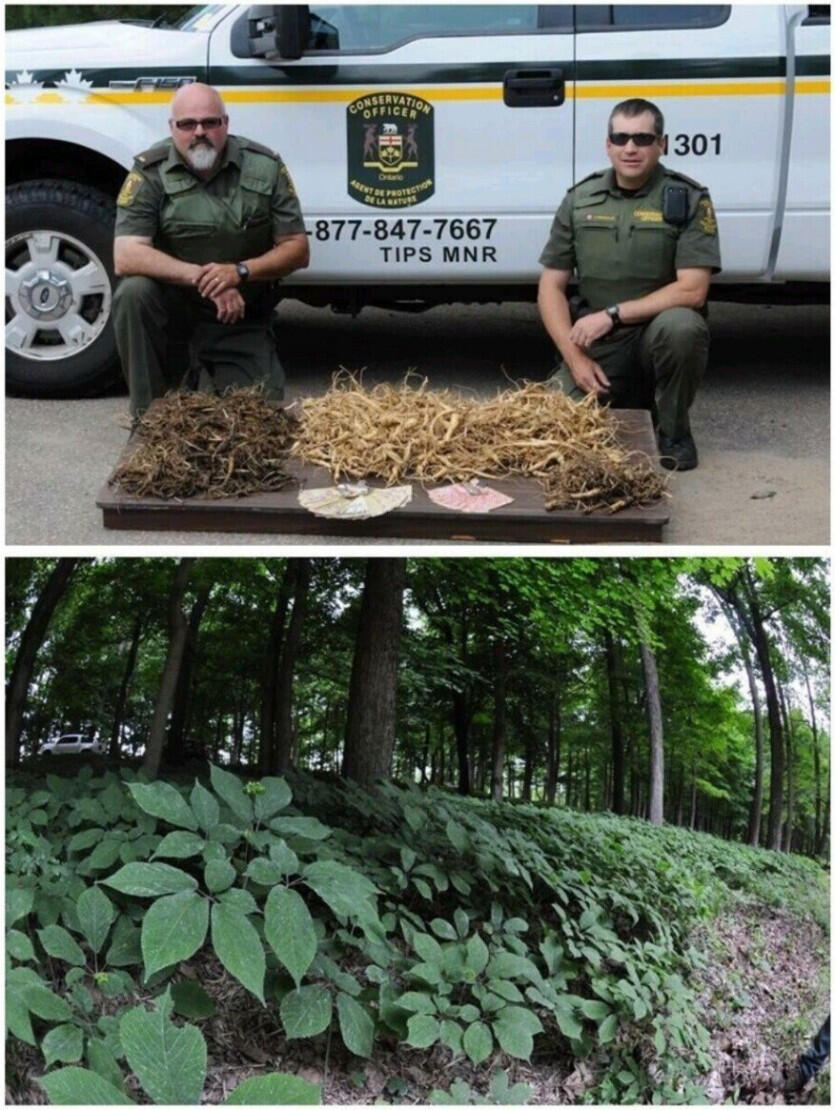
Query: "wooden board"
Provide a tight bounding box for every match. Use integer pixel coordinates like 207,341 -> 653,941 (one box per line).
97,409 -> 670,543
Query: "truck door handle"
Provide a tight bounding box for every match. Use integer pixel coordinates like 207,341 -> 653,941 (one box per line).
503,68 -> 565,107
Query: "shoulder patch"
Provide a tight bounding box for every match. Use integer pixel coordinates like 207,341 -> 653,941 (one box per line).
697,195 -> 718,234
117,171 -> 145,207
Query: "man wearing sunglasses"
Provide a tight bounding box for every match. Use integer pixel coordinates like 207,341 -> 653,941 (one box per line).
538,98 -> 720,471
112,83 -> 309,415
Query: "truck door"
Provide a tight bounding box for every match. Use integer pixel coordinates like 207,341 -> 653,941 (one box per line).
207,5 -> 575,290
572,5 -> 785,281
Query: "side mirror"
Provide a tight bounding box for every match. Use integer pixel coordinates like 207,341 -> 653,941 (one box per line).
234,5 -> 310,60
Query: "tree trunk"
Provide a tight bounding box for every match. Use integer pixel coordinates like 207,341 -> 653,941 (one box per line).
490,638 -> 508,802
109,613 -> 144,760
639,636 -> 665,826
741,638 -> 765,846
258,563 -> 294,775
342,558 -> 407,787
604,629 -> 626,815
545,692 -> 561,804
272,559 -> 311,774
779,682 -> 795,853
452,692 -> 471,796
142,559 -> 195,780
166,586 -> 210,765
6,558 -> 80,765
804,668 -> 823,856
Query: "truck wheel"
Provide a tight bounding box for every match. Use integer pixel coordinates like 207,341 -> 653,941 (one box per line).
5,179 -> 122,396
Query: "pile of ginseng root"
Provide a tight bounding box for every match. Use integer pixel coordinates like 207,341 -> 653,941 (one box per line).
110,389 -> 297,500
291,374 -> 667,514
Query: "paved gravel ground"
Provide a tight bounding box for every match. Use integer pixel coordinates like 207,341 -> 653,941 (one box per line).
5,300 -> 829,547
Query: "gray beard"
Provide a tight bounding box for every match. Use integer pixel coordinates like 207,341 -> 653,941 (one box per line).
187,143 -> 219,172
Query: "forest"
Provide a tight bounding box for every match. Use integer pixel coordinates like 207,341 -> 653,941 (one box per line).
5,556 -> 830,1104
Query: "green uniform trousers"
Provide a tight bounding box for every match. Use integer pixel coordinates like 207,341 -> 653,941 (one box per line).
549,307 -> 709,440
112,276 -> 285,416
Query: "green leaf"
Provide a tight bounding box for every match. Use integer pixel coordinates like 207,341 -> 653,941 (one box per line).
579,998 -> 611,1020
253,777 -> 292,821
556,1009 -> 584,1041
454,909 -> 470,938
219,887 -> 258,916
337,991 -> 375,1058
152,831 -> 206,860
464,933 -> 489,976
120,992 -> 206,1105
412,931 -> 443,964
245,857 -> 286,886
462,1021 -> 493,1065
492,1006 -> 544,1060
654,1027 -> 667,1054
7,929 -> 35,962
439,1019 -> 463,1057
489,979 -> 525,1003
302,860 -> 378,921
141,890 -> 209,978
396,991 -> 436,1013
68,828 -> 105,853
280,984 -> 333,1039
209,764 -> 253,825
103,862 -> 198,897
430,918 -> 458,941
445,819 -> 469,853
39,1067 -> 134,1105
204,858 -> 236,894
211,902 -> 265,1004
7,885 -> 34,927
226,1073 -> 320,1104
42,1023 -> 84,1067
268,839 -> 299,876
37,924 -> 86,966
106,916 -> 143,968
86,1039 -> 127,1093
264,886 -> 317,988
406,1013 -> 440,1049
24,981 -> 73,1022
88,839 -> 123,871
190,781 -> 220,834
486,951 -> 542,985
270,816 -> 332,841
128,781 -> 198,832
172,979 -> 217,1020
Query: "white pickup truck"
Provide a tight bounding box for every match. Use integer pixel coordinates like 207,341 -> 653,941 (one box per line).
5,3 -> 830,395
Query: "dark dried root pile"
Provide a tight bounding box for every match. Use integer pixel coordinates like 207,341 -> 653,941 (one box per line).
292,373 -> 667,513
110,388 -> 296,500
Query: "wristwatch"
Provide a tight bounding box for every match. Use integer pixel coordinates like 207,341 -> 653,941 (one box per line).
235,262 -> 250,284
605,304 -> 621,327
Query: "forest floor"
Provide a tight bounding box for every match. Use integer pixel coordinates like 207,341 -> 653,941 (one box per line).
8,905 -> 828,1106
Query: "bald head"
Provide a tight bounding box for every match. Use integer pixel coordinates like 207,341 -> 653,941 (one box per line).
169,83 -> 229,176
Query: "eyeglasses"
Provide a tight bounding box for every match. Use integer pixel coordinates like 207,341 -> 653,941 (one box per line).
608,131 -> 659,147
173,116 -> 225,132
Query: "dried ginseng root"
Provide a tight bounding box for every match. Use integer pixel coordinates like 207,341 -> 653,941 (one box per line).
292,373 -> 667,513
110,388 -> 297,500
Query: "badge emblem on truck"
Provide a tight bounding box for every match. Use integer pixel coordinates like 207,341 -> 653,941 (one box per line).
347,91 -> 435,208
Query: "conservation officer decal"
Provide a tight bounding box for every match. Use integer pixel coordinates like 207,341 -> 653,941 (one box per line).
347,91 -> 435,208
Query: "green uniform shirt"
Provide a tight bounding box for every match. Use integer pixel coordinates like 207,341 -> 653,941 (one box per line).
114,134 -> 306,254
539,163 -> 721,310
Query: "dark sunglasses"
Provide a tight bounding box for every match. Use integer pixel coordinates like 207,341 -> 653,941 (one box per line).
608,131 -> 659,147
173,116 -> 225,132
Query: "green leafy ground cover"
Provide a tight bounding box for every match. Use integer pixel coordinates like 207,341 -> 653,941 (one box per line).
6,766 -> 829,1105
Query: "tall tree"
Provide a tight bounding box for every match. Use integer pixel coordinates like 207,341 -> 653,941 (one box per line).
272,558 -> 312,774
142,559 -> 196,779
6,557 -> 80,765
342,559 -> 407,787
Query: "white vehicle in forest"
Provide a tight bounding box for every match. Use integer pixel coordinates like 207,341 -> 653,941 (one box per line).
38,733 -> 106,756
5,3 -> 830,395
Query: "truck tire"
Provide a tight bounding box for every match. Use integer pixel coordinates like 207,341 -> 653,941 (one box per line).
5,179 -> 122,396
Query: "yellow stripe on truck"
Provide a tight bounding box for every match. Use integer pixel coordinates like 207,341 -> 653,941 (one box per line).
4,77 -> 828,108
